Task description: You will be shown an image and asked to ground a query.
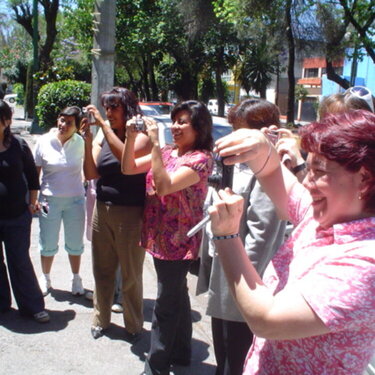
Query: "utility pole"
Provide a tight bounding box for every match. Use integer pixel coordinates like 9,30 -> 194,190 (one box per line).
90,0 -> 116,115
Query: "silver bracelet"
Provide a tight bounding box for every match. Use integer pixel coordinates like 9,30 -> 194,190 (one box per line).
212,233 -> 240,241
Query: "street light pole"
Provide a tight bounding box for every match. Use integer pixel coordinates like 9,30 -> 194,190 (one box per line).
90,0 -> 116,116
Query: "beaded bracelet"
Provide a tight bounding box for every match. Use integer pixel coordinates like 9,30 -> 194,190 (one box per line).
212,233 -> 240,241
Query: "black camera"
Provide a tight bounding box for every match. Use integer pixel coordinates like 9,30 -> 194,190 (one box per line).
41,200 -> 49,214
208,154 -> 234,190
135,118 -> 145,132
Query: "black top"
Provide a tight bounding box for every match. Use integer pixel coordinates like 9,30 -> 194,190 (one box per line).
0,136 -> 40,219
96,138 -> 146,206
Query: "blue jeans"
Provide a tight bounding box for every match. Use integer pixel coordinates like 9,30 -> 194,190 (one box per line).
38,195 -> 85,256
0,210 -> 45,314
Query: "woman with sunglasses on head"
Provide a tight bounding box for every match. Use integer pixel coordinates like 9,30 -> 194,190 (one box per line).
80,87 -> 151,340
122,100 -> 213,375
209,109 -> 375,375
319,85 -> 374,119
34,106 -> 86,297
0,100 -> 49,323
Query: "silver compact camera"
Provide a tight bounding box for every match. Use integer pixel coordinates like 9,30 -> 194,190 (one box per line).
135,117 -> 145,132
82,107 -> 94,123
267,130 -> 279,145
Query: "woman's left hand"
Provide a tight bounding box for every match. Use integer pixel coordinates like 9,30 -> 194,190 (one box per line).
208,188 -> 244,236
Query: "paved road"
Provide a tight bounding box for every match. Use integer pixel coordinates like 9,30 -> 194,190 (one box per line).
0,107 -> 216,375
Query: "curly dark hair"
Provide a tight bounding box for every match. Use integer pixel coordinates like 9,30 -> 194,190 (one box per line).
101,87 -> 142,124
171,100 -> 213,151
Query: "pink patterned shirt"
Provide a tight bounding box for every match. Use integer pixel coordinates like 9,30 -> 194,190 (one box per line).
141,145 -> 213,260
244,182 -> 375,375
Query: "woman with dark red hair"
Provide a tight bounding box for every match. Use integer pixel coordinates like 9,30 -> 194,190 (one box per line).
208,109 -> 375,375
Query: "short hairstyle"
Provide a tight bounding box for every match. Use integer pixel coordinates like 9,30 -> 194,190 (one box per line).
101,87 -> 141,123
171,100 -> 213,151
299,110 -> 375,212
319,92 -> 373,120
227,99 -> 280,130
0,100 -> 13,147
58,106 -> 82,130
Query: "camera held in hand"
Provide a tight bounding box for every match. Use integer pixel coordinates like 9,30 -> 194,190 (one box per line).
208,154 -> 234,190
135,117 -> 145,132
82,107 -> 94,124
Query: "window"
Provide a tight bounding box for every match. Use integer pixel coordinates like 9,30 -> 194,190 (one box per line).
304,68 -> 319,78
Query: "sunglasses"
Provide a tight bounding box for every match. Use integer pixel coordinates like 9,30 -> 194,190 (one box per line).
346,86 -> 374,112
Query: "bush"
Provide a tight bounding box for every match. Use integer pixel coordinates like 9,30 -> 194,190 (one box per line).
13,83 -> 25,105
36,80 -> 91,129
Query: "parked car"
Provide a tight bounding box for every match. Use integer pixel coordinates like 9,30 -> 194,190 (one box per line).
140,101 -> 173,115
4,93 -> 17,104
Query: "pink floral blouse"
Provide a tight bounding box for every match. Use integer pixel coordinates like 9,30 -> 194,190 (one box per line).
244,182 -> 375,375
141,145 -> 213,260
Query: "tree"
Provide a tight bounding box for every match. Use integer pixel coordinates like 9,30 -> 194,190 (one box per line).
10,0 -> 60,74
338,0 -> 375,63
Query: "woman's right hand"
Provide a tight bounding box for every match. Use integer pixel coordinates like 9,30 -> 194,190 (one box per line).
208,188 -> 244,237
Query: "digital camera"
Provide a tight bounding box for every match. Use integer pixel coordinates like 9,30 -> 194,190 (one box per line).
267,130 -> 279,145
135,118 -> 145,132
208,154 -> 234,190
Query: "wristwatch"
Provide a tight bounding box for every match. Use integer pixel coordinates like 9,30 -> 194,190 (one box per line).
292,163 -> 306,174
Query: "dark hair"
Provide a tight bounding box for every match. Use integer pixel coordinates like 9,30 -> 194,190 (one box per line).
58,106 -> 82,130
0,100 -> 13,147
101,87 -> 141,123
299,110 -> 375,211
319,93 -> 373,119
227,99 -> 280,130
171,100 -> 213,151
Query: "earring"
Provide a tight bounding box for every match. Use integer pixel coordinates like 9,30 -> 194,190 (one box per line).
358,193 -> 363,200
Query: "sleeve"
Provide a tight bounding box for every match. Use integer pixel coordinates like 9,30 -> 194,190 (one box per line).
287,182 -> 312,227
181,151 -> 213,181
300,244 -> 375,331
33,137 -> 42,167
20,138 -> 40,190
243,178 -> 286,276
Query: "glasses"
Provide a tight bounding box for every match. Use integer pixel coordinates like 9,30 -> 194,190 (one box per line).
346,86 -> 374,112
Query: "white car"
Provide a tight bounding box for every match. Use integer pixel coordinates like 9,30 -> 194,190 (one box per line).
4,93 -> 17,105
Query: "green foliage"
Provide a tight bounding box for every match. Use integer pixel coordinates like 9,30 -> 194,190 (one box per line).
13,83 -> 25,105
295,84 -> 309,101
36,80 -> 91,129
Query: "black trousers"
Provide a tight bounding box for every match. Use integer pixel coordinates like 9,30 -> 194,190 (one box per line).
212,317 -> 253,375
145,258 -> 193,375
0,210 -> 45,315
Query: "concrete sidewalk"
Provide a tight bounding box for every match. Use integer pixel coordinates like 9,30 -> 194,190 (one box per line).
0,109 -> 216,375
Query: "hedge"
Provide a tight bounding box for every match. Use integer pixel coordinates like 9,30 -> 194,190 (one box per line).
36,80 -> 91,129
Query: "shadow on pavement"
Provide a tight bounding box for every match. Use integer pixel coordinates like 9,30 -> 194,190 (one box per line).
0,307 -> 76,333
50,288 -> 93,307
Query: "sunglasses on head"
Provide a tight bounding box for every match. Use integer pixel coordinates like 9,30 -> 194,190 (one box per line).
346,86 -> 374,112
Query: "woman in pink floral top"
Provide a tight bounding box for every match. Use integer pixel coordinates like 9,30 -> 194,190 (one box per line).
208,110 -> 375,375
122,100 -> 213,375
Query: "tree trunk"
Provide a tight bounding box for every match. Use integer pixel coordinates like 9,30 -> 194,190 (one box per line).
215,48 -> 225,117
147,56 -> 159,100
326,59 -> 350,89
285,0 -> 295,125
